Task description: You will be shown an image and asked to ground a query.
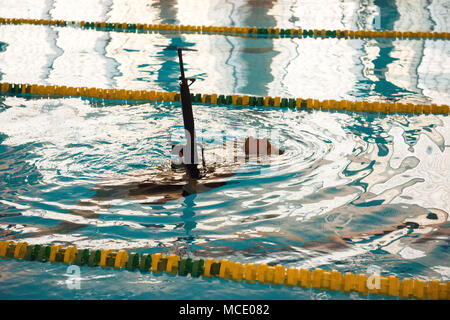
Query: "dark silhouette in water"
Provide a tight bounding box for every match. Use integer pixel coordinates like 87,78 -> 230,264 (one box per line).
5,137 -> 284,239
8,48 -> 287,240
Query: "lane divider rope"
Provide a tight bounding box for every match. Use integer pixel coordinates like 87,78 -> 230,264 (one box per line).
0,241 -> 448,299
1,17 -> 449,40
1,82 -> 449,115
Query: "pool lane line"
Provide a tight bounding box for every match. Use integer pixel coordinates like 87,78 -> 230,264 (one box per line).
1,82 -> 449,115
1,17 -> 449,41
0,241 -> 449,300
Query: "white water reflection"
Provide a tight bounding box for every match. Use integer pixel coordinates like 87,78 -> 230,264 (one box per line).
0,25 -> 59,84
0,0 -> 449,295
0,1 -> 449,103
50,0 -> 109,22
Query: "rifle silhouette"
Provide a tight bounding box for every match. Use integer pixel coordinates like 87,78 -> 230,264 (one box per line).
177,48 -> 200,178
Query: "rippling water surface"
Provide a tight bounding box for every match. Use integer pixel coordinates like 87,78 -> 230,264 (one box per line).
0,0 -> 449,299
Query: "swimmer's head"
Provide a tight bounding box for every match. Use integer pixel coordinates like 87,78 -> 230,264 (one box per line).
244,136 -> 284,156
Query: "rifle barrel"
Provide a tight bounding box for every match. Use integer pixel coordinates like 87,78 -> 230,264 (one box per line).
177,48 -> 200,178
178,48 -> 186,80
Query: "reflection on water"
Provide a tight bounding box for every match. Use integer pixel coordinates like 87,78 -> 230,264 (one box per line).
0,98 -> 449,279
0,0 -> 449,102
0,0 -> 449,298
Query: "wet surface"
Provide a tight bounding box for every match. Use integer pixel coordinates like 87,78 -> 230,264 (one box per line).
0,0 -> 449,299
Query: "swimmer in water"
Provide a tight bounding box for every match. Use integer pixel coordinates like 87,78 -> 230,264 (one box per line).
2,50 -> 283,240
153,135 -> 285,198
172,136 -> 284,169
5,136 -> 284,239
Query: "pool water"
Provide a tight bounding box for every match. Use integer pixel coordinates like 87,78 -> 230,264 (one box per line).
0,0 -> 449,300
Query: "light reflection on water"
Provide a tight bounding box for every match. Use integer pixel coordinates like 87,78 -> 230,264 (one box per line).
0,0 -> 449,299
0,99 -> 449,283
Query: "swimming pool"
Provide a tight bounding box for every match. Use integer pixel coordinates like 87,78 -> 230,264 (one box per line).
0,0 -> 449,300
